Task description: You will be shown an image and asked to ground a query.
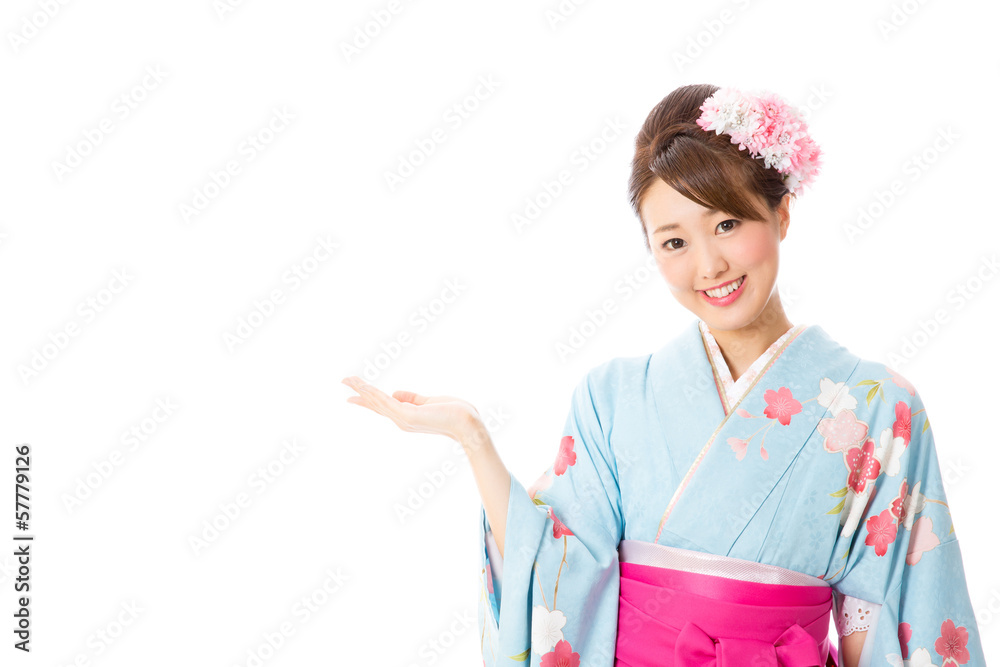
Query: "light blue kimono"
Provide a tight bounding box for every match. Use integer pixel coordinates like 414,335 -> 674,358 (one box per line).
477,319 -> 985,666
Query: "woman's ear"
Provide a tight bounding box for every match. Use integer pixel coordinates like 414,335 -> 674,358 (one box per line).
778,193 -> 793,241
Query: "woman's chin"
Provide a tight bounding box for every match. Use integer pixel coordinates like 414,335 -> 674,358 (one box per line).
695,303 -> 759,331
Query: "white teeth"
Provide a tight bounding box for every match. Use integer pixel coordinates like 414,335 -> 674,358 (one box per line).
705,275 -> 744,298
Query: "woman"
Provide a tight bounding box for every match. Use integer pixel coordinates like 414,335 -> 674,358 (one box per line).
342,84 -> 985,666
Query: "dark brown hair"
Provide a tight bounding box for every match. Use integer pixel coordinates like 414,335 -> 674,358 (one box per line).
628,83 -> 792,252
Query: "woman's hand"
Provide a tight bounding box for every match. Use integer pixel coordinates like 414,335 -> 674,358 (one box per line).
342,375 -> 511,556
341,376 -> 483,444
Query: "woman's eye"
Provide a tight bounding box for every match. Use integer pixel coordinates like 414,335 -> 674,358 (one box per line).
718,219 -> 739,232
661,220 -> 739,250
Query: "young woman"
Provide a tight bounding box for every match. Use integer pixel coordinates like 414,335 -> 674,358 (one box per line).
342,84 -> 985,667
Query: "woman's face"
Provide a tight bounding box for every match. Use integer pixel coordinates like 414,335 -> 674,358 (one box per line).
641,178 -> 790,332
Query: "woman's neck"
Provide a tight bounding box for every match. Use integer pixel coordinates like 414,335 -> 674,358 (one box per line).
705,311 -> 794,382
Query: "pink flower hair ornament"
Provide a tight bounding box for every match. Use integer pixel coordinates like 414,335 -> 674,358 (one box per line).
696,87 -> 822,196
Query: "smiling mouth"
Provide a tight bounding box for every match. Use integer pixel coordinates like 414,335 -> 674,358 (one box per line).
700,275 -> 745,298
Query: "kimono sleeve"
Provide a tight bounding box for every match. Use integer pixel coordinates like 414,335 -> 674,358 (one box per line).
477,369 -> 624,667
830,387 -> 986,666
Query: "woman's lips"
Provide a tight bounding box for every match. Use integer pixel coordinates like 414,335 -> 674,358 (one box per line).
700,274 -> 747,306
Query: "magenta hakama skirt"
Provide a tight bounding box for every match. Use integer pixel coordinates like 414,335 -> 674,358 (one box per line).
614,540 -> 838,666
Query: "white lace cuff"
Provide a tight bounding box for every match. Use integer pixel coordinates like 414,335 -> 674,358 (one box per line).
836,594 -> 876,635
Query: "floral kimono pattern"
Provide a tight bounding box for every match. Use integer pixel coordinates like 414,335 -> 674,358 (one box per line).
477,319 -> 985,666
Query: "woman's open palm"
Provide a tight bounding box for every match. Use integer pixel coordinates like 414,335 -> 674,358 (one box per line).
341,376 -> 482,443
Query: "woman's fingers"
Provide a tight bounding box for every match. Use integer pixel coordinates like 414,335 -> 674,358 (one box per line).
392,390 -> 424,405
394,391 -> 468,407
342,376 -> 380,405
342,376 -> 389,411
346,378 -> 431,411
345,377 -> 453,407
354,384 -> 405,420
342,376 -> 369,391
341,375 -> 473,438
343,376 -> 420,429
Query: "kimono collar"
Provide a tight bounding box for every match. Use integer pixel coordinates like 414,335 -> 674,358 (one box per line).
646,319 -> 860,554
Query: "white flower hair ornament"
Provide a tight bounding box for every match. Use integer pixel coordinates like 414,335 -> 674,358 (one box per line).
696,87 -> 822,196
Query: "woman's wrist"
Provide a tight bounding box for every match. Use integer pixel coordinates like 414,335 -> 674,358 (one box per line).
457,416 -> 493,458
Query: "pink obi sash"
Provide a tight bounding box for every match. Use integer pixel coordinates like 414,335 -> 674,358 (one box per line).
615,540 -> 838,667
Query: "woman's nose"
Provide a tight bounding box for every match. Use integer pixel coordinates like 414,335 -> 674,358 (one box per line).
698,246 -> 727,280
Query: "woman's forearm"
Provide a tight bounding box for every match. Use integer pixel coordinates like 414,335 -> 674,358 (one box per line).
460,420 -> 511,559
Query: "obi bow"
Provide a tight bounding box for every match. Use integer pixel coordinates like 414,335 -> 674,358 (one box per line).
674,620 -> 824,666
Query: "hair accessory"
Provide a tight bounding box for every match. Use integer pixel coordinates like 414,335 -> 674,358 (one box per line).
696,87 -> 822,195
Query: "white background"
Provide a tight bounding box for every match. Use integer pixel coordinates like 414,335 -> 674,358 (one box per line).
1,0 -> 997,664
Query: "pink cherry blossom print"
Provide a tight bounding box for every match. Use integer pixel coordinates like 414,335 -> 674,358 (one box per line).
899,622 -> 912,660
886,367 -> 916,396
736,408 -> 752,418
553,436 -> 577,475
845,439 -> 881,494
817,410 -> 869,453
935,619 -> 971,664
763,387 -> 802,425
893,401 -> 912,446
528,471 -> 554,500
548,508 -> 574,538
728,437 -> 748,460
906,515 -> 941,565
891,479 -> 909,525
541,639 -> 580,667
864,509 -> 898,556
